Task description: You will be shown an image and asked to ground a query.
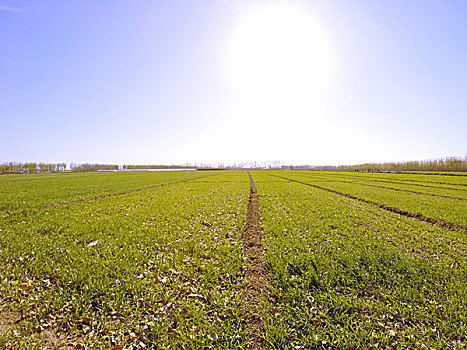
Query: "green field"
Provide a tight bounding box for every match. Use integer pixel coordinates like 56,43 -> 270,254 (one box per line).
1,171 -> 467,348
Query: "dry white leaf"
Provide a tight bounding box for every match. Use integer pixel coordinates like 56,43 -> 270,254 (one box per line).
87,240 -> 99,247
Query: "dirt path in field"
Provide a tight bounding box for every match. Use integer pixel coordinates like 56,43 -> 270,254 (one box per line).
300,175 -> 467,201
241,173 -> 267,349
40,175 -> 211,209
272,174 -> 467,232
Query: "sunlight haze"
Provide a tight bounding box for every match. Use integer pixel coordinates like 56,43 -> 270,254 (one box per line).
1,0 -> 466,165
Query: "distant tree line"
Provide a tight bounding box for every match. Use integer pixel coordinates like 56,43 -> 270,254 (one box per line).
0,162 -> 120,173
2,157 -> 466,174
336,157 -> 467,172
69,163 -> 119,172
123,164 -> 197,170
0,162 -> 67,173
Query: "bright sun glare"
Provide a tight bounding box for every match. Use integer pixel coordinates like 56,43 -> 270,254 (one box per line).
229,3 -> 331,110
194,3 -> 334,164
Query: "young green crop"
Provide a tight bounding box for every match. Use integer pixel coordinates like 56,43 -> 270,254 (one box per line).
298,172 -> 467,200
0,171 -> 250,348
2,169 -> 466,349
282,171 -> 467,226
0,170 -> 210,214
254,171 -> 467,348
319,170 -> 467,187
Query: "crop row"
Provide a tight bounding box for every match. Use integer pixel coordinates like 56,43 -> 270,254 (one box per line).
0,172 -> 250,348
281,171 -> 467,226
299,173 -> 467,199
254,171 -> 467,348
326,173 -> 467,192
322,171 -> 467,187
2,170 -> 466,348
0,171 -> 211,215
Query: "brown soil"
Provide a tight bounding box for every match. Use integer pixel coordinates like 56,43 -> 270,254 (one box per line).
241,173 -> 268,349
0,308 -> 73,348
40,175 -> 210,209
273,175 -> 467,232
0,310 -> 21,336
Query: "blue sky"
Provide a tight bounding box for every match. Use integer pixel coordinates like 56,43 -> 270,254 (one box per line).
1,0 -> 466,166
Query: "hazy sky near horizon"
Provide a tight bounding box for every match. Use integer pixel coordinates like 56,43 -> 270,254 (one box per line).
1,0 -> 466,165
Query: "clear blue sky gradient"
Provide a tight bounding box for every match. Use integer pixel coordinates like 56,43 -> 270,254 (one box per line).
1,0 -> 466,165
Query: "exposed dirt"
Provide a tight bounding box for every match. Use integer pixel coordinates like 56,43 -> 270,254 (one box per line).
241,173 -> 268,349
0,307 -> 74,348
36,328 -> 71,349
273,175 -> 467,232
40,175 -> 210,209
0,310 -> 21,336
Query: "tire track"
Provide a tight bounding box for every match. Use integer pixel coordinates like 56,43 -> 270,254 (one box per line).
297,174 -> 467,201
271,174 -> 467,232
40,175 -> 213,209
241,173 -> 267,349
